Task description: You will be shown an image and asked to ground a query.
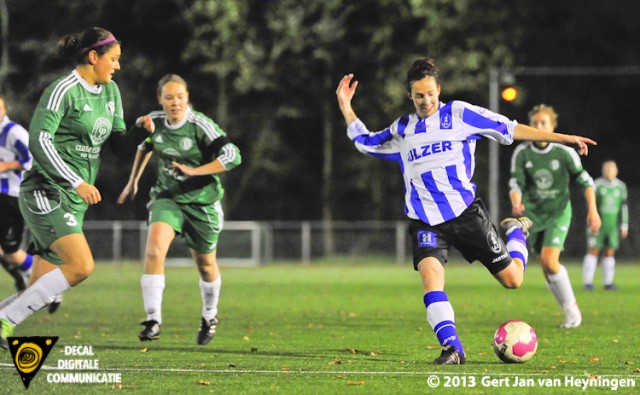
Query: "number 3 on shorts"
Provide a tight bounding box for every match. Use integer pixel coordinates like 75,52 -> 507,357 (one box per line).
64,212 -> 78,226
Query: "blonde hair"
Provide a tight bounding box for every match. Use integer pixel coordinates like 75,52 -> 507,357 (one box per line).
528,104 -> 558,128
157,74 -> 188,98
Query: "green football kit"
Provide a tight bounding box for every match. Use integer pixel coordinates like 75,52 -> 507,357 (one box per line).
509,142 -> 594,253
140,108 -> 241,253
587,177 -> 628,250
19,70 -> 125,264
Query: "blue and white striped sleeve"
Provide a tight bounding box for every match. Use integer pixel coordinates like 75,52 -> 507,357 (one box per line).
347,118 -> 401,161
10,124 -> 33,171
458,102 -> 517,145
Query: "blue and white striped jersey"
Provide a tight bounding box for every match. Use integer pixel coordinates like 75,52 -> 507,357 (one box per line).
0,115 -> 32,197
348,101 -> 517,225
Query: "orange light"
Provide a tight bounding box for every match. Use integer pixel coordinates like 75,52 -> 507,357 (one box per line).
501,86 -> 518,102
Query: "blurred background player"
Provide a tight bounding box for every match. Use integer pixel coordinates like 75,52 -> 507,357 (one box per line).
582,160 -> 628,291
0,95 -> 34,291
336,58 -> 596,364
508,104 -> 601,328
118,74 -> 241,346
0,27 -> 125,350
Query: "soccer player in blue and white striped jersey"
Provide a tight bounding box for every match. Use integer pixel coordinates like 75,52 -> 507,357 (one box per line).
0,95 -> 34,291
336,58 -> 596,365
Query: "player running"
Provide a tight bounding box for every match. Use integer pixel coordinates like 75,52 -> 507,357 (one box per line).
582,160 -> 627,291
118,74 -> 241,345
508,104 -> 601,328
0,27 -> 127,350
336,58 -> 596,365
0,95 -> 34,292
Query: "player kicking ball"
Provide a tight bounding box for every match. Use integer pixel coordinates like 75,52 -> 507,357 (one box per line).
335,58 -> 597,364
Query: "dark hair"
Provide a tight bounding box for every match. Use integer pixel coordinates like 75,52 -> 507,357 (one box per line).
405,58 -> 439,92
55,27 -> 118,66
157,74 -> 188,98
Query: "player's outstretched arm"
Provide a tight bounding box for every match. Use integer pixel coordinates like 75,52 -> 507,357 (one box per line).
336,74 -> 359,126
117,149 -> 153,204
513,124 -> 597,155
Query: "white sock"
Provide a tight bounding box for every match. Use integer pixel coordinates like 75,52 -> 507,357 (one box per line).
546,264 -> 576,310
200,276 -> 221,321
582,254 -> 598,285
141,274 -> 165,324
0,269 -> 70,326
0,293 -> 18,312
602,256 -> 615,285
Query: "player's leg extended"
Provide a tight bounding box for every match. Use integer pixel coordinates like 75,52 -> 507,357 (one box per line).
542,246 -> 581,328
495,218 -> 531,288
419,257 -> 465,365
0,234 -> 92,349
139,221 -> 174,341
192,250 -> 220,345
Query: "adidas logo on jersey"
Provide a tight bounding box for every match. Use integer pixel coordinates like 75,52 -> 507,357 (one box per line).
83,104 -> 93,112
154,135 -> 163,143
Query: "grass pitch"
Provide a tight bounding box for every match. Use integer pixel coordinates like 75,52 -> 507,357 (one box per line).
0,259 -> 638,394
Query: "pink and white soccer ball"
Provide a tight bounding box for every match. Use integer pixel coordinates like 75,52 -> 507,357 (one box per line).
493,320 -> 538,363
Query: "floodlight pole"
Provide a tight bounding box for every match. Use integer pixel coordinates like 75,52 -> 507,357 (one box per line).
487,65 -> 640,224
488,68 -> 501,223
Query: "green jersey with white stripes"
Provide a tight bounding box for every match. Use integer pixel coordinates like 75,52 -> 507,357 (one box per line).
595,177 -> 628,232
141,108 -> 241,204
509,142 -> 594,215
21,70 -> 125,212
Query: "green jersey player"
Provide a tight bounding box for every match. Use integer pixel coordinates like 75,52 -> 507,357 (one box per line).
509,104 -> 601,329
582,160 -> 628,290
118,74 -> 241,346
0,27 -> 124,350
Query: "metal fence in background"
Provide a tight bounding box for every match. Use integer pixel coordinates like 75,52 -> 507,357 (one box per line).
84,215 -> 639,266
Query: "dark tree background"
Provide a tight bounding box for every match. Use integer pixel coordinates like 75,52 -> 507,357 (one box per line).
1,0 -> 639,230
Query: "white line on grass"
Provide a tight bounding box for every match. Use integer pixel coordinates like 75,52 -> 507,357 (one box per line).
0,363 -> 638,378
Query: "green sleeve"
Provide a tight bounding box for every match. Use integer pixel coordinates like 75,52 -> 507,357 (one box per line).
621,182 -> 629,229
508,146 -> 526,194
564,148 -> 593,189
28,86 -> 84,189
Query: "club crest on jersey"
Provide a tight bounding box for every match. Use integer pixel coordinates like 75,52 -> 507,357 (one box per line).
106,101 -> 115,115
440,112 -> 452,129
90,117 -> 111,146
550,159 -> 560,170
180,137 -> 193,151
417,230 -> 437,248
533,169 -> 553,190
487,231 -> 501,253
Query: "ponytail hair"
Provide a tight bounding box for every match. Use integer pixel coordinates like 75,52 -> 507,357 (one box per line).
54,27 -> 118,66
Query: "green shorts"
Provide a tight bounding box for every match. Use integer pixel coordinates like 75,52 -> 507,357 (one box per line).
18,187 -> 85,266
526,203 -> 572,254
586,224 -> 619,250
148,198 -> 223,253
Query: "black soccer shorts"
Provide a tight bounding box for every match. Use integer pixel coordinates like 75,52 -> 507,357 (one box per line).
0,194 -> 25,254
409,199 -> 512,274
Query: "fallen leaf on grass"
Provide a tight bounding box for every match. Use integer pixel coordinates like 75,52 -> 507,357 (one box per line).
329,358 -> 342,365
251,347 -> 259,353
347,381 -> 365,385
228,364 -> 236,368
589,357 -> 601,363
634,368 -> 640,373
584,374 -> 599,380
612,339 -> 619,343
113,383 -> 123,390
140,347 -> 148,353
196,380 -> 210,385
281,368 -> 291,371
243,336 -> 250,341
625,361 -> 634,365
